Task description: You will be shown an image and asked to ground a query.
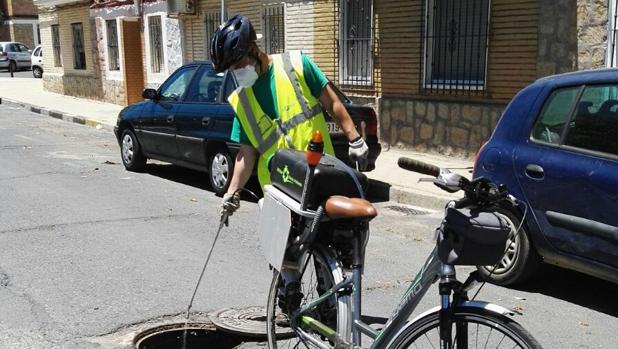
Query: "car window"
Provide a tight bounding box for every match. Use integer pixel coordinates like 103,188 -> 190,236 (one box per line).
531,87 -> 579,144
18,44 -> 29,52
158,66 -> 198,101
34,47 -> 42,56
185,67 -> 224,103
8,44 -> 18,52
222,72 -> 237,101
564,85 -> 618,155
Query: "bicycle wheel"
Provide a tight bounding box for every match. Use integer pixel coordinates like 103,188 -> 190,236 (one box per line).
389,307 -> 543,349
266,247 -> 351,348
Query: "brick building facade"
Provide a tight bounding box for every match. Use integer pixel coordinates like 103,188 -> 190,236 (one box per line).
0,0 -> 40,48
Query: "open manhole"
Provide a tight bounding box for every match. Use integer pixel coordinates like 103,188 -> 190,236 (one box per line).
210,306 -> 294,338
133,322 -> 259,349
385,205 -> 430,215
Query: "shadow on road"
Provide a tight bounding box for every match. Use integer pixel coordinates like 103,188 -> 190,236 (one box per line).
144,163 -> 261,203
513,265 -> 618,317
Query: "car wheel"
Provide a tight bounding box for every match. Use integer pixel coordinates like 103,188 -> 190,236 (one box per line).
208,146 -> 233,196
120,129 -> 146,172
8,60 -> 16,72
32,66 -> 43,78
476,207 -> 541,286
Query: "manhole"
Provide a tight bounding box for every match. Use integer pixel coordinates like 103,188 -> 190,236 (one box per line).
210,306 -> 294,338
385,205 -> 430,215
134,322 -> 257,349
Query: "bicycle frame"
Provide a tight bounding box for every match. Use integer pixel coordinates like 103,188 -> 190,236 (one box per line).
292,246 -> 445,349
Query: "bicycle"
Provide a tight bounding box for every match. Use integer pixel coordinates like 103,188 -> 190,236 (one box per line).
258,134 -> 543,349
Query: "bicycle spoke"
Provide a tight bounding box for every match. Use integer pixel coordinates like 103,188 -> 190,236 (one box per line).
483,328 -> 493,349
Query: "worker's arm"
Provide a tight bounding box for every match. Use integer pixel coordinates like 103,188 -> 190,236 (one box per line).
319,83 -> 361,142
226,144 -> 257,194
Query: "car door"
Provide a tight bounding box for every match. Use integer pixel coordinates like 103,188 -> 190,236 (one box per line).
139,66 -> 198,160
16,44 -> 31,68
513,84 -> 618,268
174,65 -> 227,166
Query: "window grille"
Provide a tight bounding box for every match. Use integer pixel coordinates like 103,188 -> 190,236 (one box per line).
148,15 -> 164,73
422,0 -> 490,95
608,0 -> 618,67
204,12 -> 221,57
71,23 -> 86,70
339,0 -> 373,86
51,24 -> 62,67
106,19 -> 120,71
263,5 -> 285,54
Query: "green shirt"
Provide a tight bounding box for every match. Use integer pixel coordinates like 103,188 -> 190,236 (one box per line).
230,54 -> 329,145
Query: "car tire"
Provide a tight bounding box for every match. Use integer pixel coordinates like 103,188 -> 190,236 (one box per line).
120,129 -> 147,172
32,66 -> 43,78
476,207 -> 541,286
8,60 -> 17,73
208,146 -> 233,196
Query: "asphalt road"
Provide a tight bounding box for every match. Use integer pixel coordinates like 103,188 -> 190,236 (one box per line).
0,68 -> 35,79
0,105 -> 616,348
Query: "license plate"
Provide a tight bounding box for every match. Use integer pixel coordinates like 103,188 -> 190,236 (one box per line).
326,122 -> 343,134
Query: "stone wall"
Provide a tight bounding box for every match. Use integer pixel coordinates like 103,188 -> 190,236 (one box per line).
166,17 -> 183,73
379,98 -> 506,157
537,0 -> 578,77
61,74 -> 102,99
577,0 -> 608,69
43,73 -> 63,94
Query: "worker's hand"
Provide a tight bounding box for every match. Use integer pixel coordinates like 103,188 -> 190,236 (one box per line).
348,137 -> 369,171
220,192 -> 241,221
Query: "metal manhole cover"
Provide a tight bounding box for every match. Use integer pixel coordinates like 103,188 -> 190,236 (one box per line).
385,205 -> 430,215
209,306 -> 294,338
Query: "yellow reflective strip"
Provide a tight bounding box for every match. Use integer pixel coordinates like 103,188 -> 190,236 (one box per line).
281,52 -> 311,118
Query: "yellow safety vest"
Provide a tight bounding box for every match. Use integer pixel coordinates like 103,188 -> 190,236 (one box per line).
228,51 -> 335,189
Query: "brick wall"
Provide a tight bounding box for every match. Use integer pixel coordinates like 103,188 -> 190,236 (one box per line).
57,3 -> 96,76
12,24 -> 34,47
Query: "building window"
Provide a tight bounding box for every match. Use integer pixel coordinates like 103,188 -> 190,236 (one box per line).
71,23 -> 86,70
263,5 -> 285,54
608,0 -> 618,67
148,15 -> 164,73
51,24 -> 61,67
204,11 -> 221,57
423,0 -> 490,94
106,19 -> 120,71
339,0 -> 373,86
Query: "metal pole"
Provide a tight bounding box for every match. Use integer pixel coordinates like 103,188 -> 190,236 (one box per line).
221,0 -> 225,24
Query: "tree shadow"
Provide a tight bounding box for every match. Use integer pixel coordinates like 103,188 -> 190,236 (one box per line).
143,163 -> 261,203
512,264 -> 618,317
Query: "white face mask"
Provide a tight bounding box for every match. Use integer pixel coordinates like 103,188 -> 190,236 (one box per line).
234,62 -> 259,88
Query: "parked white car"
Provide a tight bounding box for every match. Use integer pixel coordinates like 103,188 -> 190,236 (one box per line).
31,45 -> 43,78
0,42 -> 32,71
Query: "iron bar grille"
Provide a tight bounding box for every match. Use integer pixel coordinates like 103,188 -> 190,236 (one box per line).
422,0 -> 490,95
149,15 -> 164,73
71,23 -> 86,70
609,0 -> 618,67
339,0 -> 373,87
204,12 -> 221,58
106,19 -> 120,71
51,24 -> 61,67
263,5 -> 285,54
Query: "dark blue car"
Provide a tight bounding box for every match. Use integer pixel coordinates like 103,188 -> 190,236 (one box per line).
474,68 -> 618,285
114,61 -> 381,195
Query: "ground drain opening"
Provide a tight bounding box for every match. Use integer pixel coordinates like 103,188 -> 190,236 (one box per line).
385,205 -> 430,215
134,322 -> 258,349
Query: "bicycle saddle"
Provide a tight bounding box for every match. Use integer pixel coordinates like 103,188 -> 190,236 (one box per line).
324,195 -> 377,220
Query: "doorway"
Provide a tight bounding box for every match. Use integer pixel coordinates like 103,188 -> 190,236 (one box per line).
121,18 -> 145,105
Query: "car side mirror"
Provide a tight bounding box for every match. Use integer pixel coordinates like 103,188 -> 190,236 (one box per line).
28,49 -> 32,53
142,88 -> 159,100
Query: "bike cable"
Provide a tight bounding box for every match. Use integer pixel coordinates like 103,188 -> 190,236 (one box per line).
471,200 -> 529,300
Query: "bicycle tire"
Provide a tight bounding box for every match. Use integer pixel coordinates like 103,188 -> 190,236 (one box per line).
266,246 -> 351,348
388,306 -> 543,349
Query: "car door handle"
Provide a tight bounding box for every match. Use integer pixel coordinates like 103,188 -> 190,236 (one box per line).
525,164 -> 544,179
166,115 -> 174,123
202,117 -> 211,126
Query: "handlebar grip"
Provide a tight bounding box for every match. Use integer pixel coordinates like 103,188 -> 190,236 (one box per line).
397,157 -> 441,177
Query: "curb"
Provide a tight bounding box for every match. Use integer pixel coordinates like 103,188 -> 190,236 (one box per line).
0,97 -> 115,132
367,179 -> 455,210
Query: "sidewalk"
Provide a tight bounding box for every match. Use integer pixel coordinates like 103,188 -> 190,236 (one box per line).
0,77 -> 473,209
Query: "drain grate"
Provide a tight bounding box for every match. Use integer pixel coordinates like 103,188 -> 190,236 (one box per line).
385,205 -> 430,216
210,306 -> 293,338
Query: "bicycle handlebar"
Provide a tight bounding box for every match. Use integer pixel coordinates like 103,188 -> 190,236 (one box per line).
398,156 -> 515,208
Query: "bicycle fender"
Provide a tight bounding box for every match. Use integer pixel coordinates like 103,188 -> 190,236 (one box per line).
385,301 -> 515,348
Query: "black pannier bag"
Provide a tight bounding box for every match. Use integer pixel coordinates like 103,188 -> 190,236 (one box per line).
269,148 -> 368,209
437,207 -> 510,266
